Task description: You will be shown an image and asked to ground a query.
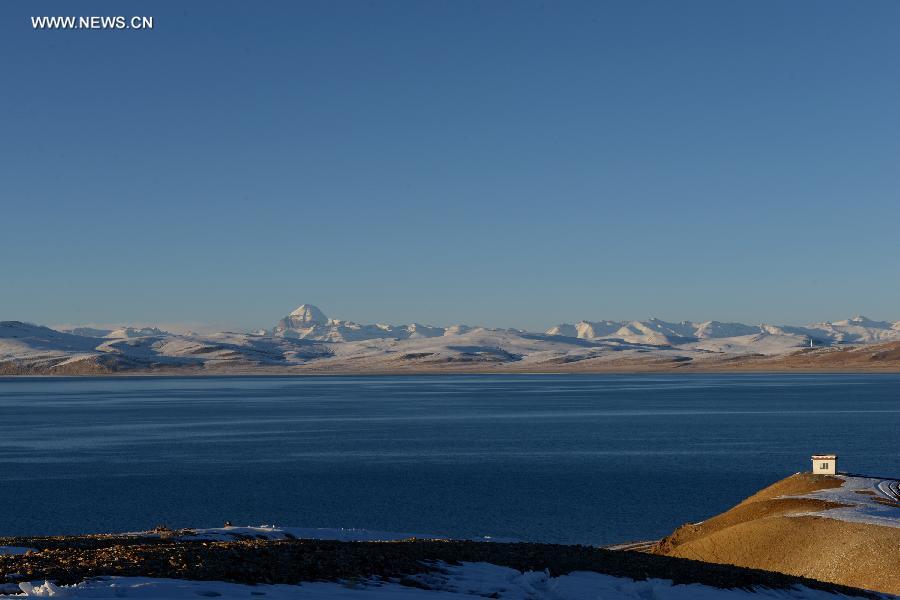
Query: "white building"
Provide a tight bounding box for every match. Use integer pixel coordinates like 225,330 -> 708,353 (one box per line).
811,454 -> 838,475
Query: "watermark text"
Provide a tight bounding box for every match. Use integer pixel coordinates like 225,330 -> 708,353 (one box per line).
31,16 -> 154,30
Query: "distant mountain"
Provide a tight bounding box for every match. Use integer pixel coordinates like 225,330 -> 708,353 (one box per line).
275,304 -> 329,330
3,308 -> 900,375
694,321 -> 760,339
612,319 -> 696,346
62,326 -> 113,337
547,320 -> 620,339
802,315 -> 900,344
272,304 -> 448,342
545,316 -> 900,347
546,319 -> 700,345
1,321 -> 100,352
0,321 -> 108,374
105,326 -> 170,339
59,325 -> 171,339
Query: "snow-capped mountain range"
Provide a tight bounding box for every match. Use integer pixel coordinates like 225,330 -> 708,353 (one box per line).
547,315 -> 900,346
1,304 -> 899,375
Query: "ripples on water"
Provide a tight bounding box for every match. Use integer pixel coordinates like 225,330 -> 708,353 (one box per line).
0,374 -> 897,543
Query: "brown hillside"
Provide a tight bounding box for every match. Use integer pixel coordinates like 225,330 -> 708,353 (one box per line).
699,340 -> 900,372
651,473 -> 900,594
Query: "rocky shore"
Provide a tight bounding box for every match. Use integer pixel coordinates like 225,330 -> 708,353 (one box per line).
0,533 -> 881,597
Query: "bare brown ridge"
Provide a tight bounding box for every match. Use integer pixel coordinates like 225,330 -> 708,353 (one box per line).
651,472 -> 900,595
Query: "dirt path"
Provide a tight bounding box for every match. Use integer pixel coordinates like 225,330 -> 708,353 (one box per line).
876,479 -> 900,502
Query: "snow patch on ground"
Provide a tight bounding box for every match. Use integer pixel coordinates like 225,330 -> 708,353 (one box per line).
791,475 -> 900,529
5,562 -> 879,599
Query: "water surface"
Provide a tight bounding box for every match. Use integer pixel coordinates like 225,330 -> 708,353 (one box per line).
0,374 -> 897,544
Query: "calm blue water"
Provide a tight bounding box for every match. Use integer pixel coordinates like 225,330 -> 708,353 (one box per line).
0,374 -> 897,544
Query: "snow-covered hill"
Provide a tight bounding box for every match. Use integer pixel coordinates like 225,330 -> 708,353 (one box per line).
56,325 -> 172,339
0,321 -> 99,354
2,306 -> 900,374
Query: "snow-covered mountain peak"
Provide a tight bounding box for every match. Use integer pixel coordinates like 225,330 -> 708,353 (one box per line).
272,305 -> 451,342
288,304 -> 328,325
834,315 -> 891,328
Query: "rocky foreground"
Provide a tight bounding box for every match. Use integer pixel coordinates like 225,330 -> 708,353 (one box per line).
0,533 -> 882,598
2,473 -> 898,597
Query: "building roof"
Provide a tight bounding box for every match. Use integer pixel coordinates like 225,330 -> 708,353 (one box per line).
811,454 -> 838,459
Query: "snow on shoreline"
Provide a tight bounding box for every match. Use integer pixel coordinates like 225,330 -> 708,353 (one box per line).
4,562 -> 882,599
151,525 -> 440,542
126,525 -> 513,543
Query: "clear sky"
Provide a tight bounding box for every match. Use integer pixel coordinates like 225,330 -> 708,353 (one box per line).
3,1 -> 899,332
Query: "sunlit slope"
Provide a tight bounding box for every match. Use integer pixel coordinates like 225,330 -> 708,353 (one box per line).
651,472 -> 900,595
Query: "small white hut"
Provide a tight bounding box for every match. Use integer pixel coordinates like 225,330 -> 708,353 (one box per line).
811,454 -> 838,475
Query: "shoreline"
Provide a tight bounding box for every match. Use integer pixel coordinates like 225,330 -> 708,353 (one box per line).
3,365 -> 900,378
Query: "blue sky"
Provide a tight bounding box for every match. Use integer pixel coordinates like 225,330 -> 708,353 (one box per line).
2,1 -> 899,331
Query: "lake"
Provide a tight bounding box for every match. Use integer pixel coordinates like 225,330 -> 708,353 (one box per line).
0,374 -> 897,545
